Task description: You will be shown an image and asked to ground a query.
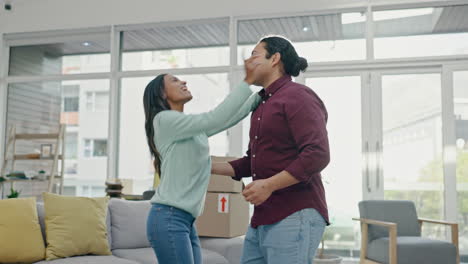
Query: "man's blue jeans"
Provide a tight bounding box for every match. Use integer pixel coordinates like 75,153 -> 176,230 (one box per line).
146,203 -> 202,264
241,208 -> 326,264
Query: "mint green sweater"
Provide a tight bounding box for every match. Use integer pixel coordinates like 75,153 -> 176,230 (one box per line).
150,82 -> 260,217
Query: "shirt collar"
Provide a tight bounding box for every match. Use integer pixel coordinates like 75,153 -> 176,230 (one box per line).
258,75 -> 292,101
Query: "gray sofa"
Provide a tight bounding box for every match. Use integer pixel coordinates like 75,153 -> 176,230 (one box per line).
33,198 -> 245,264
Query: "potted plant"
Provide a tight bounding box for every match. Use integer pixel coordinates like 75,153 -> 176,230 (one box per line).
314,228 -> 343,264
7,186 -> 21,198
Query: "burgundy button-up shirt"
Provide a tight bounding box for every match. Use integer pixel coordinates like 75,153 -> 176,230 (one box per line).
229,75 -> 330,228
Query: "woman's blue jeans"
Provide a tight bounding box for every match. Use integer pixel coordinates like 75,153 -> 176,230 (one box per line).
147,203 -> 202,264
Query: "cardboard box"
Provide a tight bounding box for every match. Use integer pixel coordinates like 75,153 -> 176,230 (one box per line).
209,156 -> 243,193
196,192 -> 249,238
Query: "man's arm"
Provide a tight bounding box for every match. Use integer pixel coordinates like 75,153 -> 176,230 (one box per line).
266,171 -> 299,190
282,94 -> 330,182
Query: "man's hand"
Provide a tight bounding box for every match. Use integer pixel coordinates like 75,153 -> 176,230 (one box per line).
242,179 -> 273,206
242,171 -> 300,206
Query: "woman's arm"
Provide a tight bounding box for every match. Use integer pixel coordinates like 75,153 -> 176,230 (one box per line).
156,81 -> 252,142
156,59 -> 258,142
211,162 -> 236,177
206,93 -> 261,137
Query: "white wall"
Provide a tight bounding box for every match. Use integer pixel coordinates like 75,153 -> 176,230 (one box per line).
0,0 -> 355,33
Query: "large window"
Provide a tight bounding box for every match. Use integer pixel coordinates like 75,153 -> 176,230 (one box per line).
373,5 -> 468,59
237,11 -> 366,63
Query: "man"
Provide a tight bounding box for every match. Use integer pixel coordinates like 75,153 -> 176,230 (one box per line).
212,35 -> 330,264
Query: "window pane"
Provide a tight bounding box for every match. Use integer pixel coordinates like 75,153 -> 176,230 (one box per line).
5,79 -> 109,197
65,132 -> 78,159
63,85 -> 80,112
84,139 -> 92,157
381,73 -> 445,239
374,5 -> 468,58
122,19 -> 229,71
8,33 -> 110,76
94,91 -> 109,112
306,76 -> 362,253
237,12 -> 366,63
63,97 -> 78,112
63,186 -> 77,196
93,139 -> 108,157
86,92 -> 93,111
454,71 -> 468,254
119,73 -> 229,194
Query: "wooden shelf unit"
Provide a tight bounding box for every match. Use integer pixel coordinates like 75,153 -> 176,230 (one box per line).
0,125 -> 66,195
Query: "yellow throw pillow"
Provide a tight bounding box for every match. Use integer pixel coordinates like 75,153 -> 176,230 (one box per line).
0,197 -> 45,263
42,192 -> 111,260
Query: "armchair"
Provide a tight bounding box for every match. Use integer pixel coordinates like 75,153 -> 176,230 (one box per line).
353,200 -> 459,264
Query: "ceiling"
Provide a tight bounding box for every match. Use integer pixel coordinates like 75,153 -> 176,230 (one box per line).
9,4 -> 468,56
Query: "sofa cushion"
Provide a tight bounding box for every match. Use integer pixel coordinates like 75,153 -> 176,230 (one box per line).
367,236 -> 457,264
112,247 -> 229,264
109,199 -> 151,249
200,236 -> 244,264
43,192 -> 111,260
33,255 -> 139,264
0,197 -> 45,263
37,202 -> 113,248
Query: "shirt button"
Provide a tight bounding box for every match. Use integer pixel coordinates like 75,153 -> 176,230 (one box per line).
257,117 -> 261,121
269,93 -> 272,97
262,101 -> 265,104
252,155 -> 256,158
255,136 -> 258,139
253,173 -> 256,177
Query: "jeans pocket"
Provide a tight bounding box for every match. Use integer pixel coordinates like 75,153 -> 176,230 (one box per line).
263,216 -> 302,247
147,205 -> 172,244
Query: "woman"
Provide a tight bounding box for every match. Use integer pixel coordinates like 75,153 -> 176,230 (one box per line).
144,59 -> 260,264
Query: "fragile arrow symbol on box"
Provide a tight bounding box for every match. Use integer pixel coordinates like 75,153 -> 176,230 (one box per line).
218,194 -> 229,213
221,197 -> 227,212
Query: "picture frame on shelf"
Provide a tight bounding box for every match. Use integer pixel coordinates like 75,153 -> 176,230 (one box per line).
40,144 -> 53,159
